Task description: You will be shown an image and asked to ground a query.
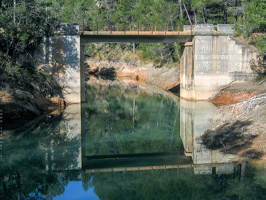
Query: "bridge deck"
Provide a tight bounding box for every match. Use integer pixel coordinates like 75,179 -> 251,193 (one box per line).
82,30 -> 194,36
80,30 -> 194,43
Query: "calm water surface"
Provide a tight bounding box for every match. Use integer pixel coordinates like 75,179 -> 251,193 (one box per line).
1,79 -> 266,200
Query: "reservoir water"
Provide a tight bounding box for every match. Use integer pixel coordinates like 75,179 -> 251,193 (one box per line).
1,78 -> 266,200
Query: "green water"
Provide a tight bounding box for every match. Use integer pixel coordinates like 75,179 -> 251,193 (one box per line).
1,80 -> 266,200
84,82 -> 182,157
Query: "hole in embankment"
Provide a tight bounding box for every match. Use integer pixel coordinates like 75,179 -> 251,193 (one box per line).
168,84 -> 180,96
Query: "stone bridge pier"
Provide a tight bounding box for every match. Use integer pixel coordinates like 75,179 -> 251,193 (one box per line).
180,24 -> 258,101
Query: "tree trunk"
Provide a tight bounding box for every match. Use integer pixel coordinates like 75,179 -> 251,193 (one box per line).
133,43 -> 136,54
179,0 -> 183,20
13,0 -> 16,23
202,8 -> 206,24
194,10 -> 197,24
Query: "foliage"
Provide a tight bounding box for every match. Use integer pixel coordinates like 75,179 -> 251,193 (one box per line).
139,43 -> 180,65
1,0 -> 266,70
251,35 -> 266,55
0,0 -> 59,91
242,0 -> 266,36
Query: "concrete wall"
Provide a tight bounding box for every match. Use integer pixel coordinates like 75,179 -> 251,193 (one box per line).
180,24 -> 259,101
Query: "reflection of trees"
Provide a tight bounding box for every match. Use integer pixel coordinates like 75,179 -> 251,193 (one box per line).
83,165 -> 266,200
84,84 -> 182,156
0,112 -> 80,199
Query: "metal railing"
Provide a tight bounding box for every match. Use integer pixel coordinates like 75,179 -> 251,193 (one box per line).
81,21 -> 185,33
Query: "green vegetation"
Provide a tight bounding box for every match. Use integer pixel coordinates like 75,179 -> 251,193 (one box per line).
0,0 -> 59,91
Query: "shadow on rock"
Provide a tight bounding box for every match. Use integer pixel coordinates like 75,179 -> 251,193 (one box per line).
201,120 -> 263,159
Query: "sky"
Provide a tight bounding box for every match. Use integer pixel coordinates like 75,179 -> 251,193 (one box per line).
54,181 -> 100,200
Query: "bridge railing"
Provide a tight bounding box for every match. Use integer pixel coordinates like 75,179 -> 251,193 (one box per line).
81,21 -> 185,33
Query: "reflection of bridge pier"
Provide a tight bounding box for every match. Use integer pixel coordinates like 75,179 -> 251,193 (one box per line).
46,104 -> 82,171
180,99 -> 238,174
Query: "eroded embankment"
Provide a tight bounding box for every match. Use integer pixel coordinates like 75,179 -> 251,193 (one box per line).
211,81 -> 266,106
204,80 -> 266,160
85,59 -> 180,92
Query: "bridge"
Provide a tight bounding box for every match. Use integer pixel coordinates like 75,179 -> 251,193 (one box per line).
81,29 -> 193,43
39,24 -> 259,103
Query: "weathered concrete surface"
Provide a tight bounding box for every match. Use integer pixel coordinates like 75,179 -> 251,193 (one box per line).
180,24 -> 259,101
38,24 -> 81,104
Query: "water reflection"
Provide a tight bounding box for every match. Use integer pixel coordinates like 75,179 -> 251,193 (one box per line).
1,79 -> 266,200
180,99 -> 239,175
84,80 -> 182,155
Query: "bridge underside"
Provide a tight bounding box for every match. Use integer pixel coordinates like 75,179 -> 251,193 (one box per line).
81,32 -> 192,43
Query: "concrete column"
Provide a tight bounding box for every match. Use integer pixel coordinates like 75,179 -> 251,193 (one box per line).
180,42 -> 195,100
51,24 -> 81,104
80,43 -> 86,103
193,24 -> 216,100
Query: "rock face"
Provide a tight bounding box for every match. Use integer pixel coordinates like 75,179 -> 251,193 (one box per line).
86,60 -> 180,91
0,89 -> 65,122
0,90 -> 41,122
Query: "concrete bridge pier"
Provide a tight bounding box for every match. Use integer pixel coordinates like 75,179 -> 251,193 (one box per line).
37,24 -> 83,104
180,24 -> 258,101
